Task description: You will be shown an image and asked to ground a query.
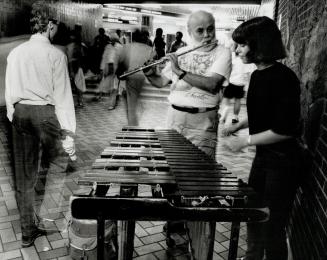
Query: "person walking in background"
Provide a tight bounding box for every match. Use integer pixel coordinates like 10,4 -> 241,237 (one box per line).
5,5 -> 76,248
91,27 -> 110,74
66,30 -> 86,107
118,29 -> 155,125
144,10 -> 231,258
116,29 -> 126,44
143,29 -> 153,47
222,16 -> 302,260
153,28 -> 166,59
169,31 -> 187,53
99,33 -> 124,110
219,43 -> 255,125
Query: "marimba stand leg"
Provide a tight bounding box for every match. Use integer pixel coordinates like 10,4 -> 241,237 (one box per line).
97,213 -> 105,260
187,221 -> 216,260
118,185 -> 138,260
228,221 -> 240,260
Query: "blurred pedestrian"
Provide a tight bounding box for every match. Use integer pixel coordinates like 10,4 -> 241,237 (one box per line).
66,30 -> 86,107
91,28 -> 110,74
169,31 -> 186,53
153,28 -> 166,59
99,33 -> 124,109
119,29 -> 156,125
5,6 -> 76,248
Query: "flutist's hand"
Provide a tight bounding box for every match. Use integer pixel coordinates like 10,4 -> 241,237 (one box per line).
142,59 -> 157,76
166,53 -> 181,74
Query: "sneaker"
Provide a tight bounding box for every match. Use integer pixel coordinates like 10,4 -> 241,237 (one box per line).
22,228 -> 47,248
232,119 -> 239,124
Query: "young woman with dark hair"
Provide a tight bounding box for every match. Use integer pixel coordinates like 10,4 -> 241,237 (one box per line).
223,16 -> 302,260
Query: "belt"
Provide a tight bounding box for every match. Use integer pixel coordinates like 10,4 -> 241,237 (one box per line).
172,105 -> 217,114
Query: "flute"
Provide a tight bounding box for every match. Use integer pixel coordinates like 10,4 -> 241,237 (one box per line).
118,40 -> 218,79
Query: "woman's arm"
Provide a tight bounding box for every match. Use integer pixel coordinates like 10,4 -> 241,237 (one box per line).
225,129 -> 293,152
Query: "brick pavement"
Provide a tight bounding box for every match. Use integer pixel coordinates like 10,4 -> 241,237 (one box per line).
0,95 -> 254,260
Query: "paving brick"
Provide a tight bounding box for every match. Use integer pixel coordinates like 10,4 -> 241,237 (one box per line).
145,225 -> 165,235
0,249 -> 21,259
49,239 -> 67,249
0,222 -> 11,230
0,228 -> 16,243
134,253 -> 157,260
139,233 -> 166,245
214,240 -> 228,253
3,241 -> 21,252
38,247 -> 68,260
134,242 -> 163,256
21,246 -> 40,260
34,236 -> 51,253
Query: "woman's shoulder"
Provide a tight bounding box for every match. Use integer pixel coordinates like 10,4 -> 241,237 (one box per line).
274,62 -> 299,82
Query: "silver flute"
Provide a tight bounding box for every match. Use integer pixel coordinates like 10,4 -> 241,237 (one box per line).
118,40 -> 218,79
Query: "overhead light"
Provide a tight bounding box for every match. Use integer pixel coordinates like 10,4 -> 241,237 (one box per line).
140,4 -> 162,9
140,9 -> 162,15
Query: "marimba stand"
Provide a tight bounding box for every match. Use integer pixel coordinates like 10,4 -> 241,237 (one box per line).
73,127 -> 269,260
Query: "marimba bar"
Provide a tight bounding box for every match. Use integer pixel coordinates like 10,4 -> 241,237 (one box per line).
73,127 -> 269,260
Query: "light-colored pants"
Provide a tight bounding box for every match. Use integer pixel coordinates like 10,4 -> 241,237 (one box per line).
166,106 -> 219,159
167,105 -> 219,258
126,75 -> 145,126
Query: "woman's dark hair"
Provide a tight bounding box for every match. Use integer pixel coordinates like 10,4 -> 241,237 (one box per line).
232,16 -> 286,63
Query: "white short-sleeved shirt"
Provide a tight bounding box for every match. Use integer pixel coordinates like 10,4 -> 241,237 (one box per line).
163,43 -> 232,108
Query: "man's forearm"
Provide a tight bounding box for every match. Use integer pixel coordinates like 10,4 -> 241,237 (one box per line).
173,68 -> 224,94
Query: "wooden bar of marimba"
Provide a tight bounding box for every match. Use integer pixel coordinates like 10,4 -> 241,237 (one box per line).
73,127 -> 269,260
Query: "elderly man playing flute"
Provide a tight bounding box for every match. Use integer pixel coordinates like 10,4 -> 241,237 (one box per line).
144,10 -> 232,259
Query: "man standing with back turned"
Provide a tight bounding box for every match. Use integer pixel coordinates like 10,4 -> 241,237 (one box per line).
5,4 -> 76,248
144,10 -> 232,259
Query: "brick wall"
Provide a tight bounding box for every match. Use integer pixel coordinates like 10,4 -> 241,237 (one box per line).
278,0 -> 327,259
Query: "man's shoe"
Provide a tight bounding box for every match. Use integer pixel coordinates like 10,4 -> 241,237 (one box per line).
22,228 -> 47,248
232,119 -> 239,124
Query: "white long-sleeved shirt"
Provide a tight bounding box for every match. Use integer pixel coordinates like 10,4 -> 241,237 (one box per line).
5,34 -> 76,157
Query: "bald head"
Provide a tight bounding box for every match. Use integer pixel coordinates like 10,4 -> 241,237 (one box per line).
187,10 -> 215,31
187,10 -> 216,46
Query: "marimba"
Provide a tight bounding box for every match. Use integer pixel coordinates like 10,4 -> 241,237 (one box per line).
72,127 -> 268,260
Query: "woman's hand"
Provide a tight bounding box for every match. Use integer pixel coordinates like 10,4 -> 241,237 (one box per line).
223,136 -> 248,152
222,124 -> 239,136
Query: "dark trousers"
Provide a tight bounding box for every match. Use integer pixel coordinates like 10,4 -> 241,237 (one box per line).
245,145 -> 301,260
12,104 -> 66,236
